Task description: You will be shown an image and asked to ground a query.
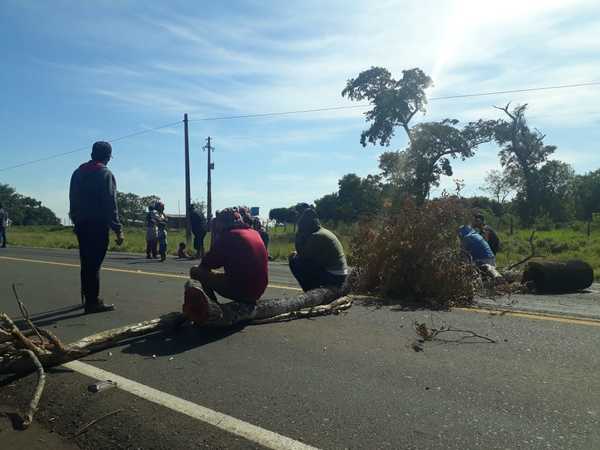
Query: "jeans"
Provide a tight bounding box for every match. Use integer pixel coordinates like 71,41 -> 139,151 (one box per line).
146,238 -> 158,258
289,255 -> 347,292
75,222 -> 109,305
0,226 -> 6,247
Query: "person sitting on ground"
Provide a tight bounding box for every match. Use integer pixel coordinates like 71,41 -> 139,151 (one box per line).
472,212 -> 500,255
289,208 -> 348,291
145,205 -> 159,259
190,204 -> 207,259
155,201 -> 168,262
190,208 -> 268,305
458,225 -> 496,266
177,242 -> 188,259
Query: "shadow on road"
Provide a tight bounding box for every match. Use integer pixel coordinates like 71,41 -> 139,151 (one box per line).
121,325 -> 244,358
13,304 -> 85,329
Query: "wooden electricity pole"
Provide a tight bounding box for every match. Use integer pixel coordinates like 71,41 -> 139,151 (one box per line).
184,114 -> 191,245
204,136 -> 214,221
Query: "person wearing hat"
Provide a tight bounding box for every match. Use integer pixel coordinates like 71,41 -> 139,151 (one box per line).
472,212 -> 500,255
289,208 -> 348,291
190,203 -> 207,259
69,141 -> 124,314
190,207 -> 268,304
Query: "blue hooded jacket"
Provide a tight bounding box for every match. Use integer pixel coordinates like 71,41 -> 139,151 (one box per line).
459,225 -> 495,262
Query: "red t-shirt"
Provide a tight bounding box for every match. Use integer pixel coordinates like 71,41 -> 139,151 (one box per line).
201,228 -> 268,301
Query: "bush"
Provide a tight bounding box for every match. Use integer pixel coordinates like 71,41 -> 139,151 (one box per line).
350,196 -> 477,307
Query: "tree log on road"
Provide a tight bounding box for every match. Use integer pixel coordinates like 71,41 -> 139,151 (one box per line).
1,280 -> 349,376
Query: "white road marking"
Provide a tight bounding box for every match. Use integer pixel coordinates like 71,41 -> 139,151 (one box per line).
64,360 -> 319,450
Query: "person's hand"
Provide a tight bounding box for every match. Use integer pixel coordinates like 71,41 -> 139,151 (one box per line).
288,251 -> 297,262
115,231 -> 124,246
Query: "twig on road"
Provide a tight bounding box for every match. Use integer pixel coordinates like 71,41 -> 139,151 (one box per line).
69,409 -> 124,439
16,349 -> 45,429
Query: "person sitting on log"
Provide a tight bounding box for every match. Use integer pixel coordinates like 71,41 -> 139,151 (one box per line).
472,212 -> 500,255
289,208 -> 348,291
190,208 -> 268,305
458,225 -> 496,266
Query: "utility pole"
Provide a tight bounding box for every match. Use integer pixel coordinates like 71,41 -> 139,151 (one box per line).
204,137 -> 214,221
184,114 -> 191,245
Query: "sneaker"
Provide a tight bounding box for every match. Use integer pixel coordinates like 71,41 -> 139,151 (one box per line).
85,300 -> 115,314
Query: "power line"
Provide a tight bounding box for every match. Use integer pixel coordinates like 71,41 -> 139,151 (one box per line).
0,120 -> 182,172
2,80 -> 599,172
189,80 -> 600,122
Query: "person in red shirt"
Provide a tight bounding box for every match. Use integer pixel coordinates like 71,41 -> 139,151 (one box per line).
190,208 -> 268,304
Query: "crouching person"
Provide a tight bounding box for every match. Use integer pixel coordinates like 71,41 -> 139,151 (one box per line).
190,208 -> 268,305
458,225 -> 496,266
289,208 -> 348,291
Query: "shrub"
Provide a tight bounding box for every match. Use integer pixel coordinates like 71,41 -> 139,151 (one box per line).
350,196 -> 477,307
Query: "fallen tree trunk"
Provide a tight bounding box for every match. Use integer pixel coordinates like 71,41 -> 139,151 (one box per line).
1,282 -> 348,376
522,260 -> 594,293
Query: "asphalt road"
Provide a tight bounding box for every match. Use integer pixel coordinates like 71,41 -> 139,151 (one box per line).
1,247 -> 600,449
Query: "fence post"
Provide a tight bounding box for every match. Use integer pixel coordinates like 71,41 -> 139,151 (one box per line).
510,216 -> 514,236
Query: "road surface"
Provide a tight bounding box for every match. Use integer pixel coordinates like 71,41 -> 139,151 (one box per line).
1,247 -> 600,449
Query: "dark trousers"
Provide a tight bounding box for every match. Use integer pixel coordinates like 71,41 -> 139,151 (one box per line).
146,238 -> 158,258
289,255 -> 347,292
190,266 -> 256,305
0,226 -> 6,247
75,222 -> 109,305
193,232 -> 206,257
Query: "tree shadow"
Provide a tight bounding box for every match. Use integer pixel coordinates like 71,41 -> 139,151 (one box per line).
120,324 -> 245,359
13,304 -> 85,329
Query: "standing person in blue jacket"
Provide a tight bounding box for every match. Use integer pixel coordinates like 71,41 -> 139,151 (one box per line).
458,225 -> 496,266
69,141 -> 124,314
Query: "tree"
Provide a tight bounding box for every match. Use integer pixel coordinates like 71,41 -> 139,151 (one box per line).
378,119 -> 495,203
116,192 -> 160,226
314,193 -> 341,222
537,161 -> 576,223
342,67 -> 432,145
572,169 -> 600,221
480,169 -> 516,204
492,103 -> 556,224
0,183 -> 60,225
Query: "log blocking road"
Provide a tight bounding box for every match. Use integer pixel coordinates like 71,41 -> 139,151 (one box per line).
1,247 -> 600,450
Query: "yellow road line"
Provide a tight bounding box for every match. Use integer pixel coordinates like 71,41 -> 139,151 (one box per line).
0,255 -> 302,292
455,307 -> 600,327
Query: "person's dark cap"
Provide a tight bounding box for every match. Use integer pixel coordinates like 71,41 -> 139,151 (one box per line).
91,141 -> 112,161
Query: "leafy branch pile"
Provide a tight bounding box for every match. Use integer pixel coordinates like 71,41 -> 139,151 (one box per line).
350,196 -> 478,307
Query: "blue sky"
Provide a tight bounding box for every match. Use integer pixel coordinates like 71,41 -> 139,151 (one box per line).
1,0 -> 600,222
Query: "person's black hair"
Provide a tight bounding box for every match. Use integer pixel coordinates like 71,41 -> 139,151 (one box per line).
91,141 -> 112,162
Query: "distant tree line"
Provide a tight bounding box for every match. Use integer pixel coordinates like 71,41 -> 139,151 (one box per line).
0,184 -> 60,225
269,66 -> 600,227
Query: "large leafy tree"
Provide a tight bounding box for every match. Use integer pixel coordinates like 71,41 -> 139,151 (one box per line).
342,67 -> 432,145
0,183 -> 60,225
491,103 -> 556,224
378,119 -> 495,203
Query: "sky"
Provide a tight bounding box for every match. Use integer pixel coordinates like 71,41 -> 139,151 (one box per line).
1,0 -> 600,222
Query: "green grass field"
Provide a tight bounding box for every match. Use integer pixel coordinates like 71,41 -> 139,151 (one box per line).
4,223 -> 599,279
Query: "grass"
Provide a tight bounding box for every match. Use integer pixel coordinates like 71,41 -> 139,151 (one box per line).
4,222 -> 599,279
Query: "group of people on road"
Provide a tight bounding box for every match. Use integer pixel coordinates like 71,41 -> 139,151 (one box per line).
69,142 -> 348,315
